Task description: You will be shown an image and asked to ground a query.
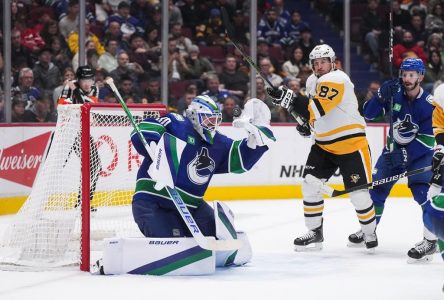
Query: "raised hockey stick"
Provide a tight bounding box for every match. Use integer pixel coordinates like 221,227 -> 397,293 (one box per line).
388,2 -> 395,152
105,77 -> 242,251
305,166 -> 432,197
220,7 -> 306,126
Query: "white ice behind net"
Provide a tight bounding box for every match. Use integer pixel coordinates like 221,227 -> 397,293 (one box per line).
0,104 -> 161,270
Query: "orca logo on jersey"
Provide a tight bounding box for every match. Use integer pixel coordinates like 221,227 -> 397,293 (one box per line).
187,147 -> 215,185
393,114 -> 419,145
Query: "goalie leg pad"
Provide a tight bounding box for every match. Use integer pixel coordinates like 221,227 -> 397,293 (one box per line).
302,177 -> 325,230
100,237 -> 215,275
350,190 -> 376,235
214,201 -> 252,267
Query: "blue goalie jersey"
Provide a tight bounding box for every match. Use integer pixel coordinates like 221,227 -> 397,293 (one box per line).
131,112 -> 270,208
363,88 -> 435,162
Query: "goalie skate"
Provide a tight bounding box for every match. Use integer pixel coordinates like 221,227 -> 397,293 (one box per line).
347,229 -> 365,248
407,238 -> 437,263
294,226 -> 323,252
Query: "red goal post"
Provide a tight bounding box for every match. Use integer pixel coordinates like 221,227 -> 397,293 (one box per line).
0,103 -> 167,271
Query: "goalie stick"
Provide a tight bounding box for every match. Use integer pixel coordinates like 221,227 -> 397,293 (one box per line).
104,77 -> 242,252
306,166 -> 433,197
220,7 -> 306,127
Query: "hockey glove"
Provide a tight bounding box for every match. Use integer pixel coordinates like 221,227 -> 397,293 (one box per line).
232,117 -> 276,149
383,147 -> 408,173
377,79 -> 401,103
296,121 -> 311,138
266,86 -> 294,109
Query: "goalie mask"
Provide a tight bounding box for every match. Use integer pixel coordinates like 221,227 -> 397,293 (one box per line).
309,44 -> 336,76
186,95 -> 222,144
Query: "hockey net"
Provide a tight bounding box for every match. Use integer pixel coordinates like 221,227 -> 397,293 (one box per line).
0,103 -> 166,271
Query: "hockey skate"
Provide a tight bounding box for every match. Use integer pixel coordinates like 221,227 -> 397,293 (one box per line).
294,226 -> 324,251
363,232 -> 378,252
347,229 -> 364,248
407,238 -> 437,263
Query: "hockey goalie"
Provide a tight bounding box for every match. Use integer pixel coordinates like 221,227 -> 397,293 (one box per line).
96,96 -> 275,275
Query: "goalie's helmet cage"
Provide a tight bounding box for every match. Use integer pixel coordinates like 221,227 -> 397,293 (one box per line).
185,95 -> 222,144
309,44 -> 336,75
399,58 -> 425,76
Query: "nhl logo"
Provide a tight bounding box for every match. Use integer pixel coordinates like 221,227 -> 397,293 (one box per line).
350,174 -> 360,183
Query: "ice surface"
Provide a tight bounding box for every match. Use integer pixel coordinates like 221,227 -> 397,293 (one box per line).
0,198 -> 442,300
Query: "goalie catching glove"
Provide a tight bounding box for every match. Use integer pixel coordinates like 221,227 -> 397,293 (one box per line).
266,86 -> 294,109
232,117 -> 275,148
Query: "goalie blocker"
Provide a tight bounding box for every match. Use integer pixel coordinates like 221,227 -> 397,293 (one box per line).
96,201 -> 252,275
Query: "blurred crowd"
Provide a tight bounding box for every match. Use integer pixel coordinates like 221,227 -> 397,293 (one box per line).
0,0 -> 443,124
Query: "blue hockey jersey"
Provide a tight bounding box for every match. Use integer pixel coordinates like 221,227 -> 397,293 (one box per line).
363,88 -> 435,163
131,113 -> 270,208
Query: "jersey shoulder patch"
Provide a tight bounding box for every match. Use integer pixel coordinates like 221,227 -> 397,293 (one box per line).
425,94 -> 434,105
169,112 -> 186,122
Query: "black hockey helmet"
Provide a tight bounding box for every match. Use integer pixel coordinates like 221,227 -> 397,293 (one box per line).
76,65 -> 95,80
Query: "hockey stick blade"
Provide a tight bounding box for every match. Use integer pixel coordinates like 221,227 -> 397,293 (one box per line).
316,166 -> 432,197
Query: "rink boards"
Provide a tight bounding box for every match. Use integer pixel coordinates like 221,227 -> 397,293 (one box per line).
0,123 -> 409,215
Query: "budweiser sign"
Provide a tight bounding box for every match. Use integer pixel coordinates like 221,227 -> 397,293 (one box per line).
0,132 -> 51,187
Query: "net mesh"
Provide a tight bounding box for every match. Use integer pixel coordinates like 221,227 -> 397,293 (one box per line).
0,104 -> 164,270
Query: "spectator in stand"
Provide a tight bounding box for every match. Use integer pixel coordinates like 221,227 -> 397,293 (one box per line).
257,38 -> 280,74
257,7 -> 284,46
23,94 -> 57,123
402,0 -> 427,19
259,57 -> 283,87
423,50 -> 444,92
356,80 -> 381,116
109,51 -> 144,85
170,22 -> 193,56
119,75 -> 141,102
180,0 -> 202,31
247,77 -> 267,101
102,20 -> 124,48
388,0 -> 412,44
169,0 -> 183,25
145,25 -> 161,51
98,37 -> 119,73
32,48 -> 62,101
221,96 -> 237,122
59,0 -> 80,39
53,67 -> 76,106
298,27 -> 316,65
426,33 -> 443,55
202,74 -> 230,107
129,0 -> 151,30
405,13 -> 427,47
218,54 -> 249,103
95,68 -> 111,100
12,68 -> 41,111
283,10 -> 310,47
49,36 -> 72,72
273,0 -> 291,27
108,1 -> 143,35
360,0 -> 384,69
393,30 -> 427,69
103,93 -> 118,103
230,9 -> 249,46
142,78 -> 161,104
11,29 -> 32,74
282,46 -> 311,80
196,8 -> 226,46
177,87 -> 197,116
11,96 -> 26,123
180,45 -> 215,80
425,2 -> 444,34
167,39 -> 186,81
279,78 -> 309,122
40,19 -> 67,49
68,20 -> 105,56
127,33 -> 159,80
72,40 -> 97,72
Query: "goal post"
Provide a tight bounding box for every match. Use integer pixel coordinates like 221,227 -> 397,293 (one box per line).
0,103 -> 167,271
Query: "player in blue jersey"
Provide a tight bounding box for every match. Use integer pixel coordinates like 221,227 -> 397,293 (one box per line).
130,95 -> 274,246
348,58 -> 438,262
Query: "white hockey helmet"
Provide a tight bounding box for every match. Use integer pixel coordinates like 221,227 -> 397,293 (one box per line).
185,95 -> 222,144
309,44 -> 336,74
